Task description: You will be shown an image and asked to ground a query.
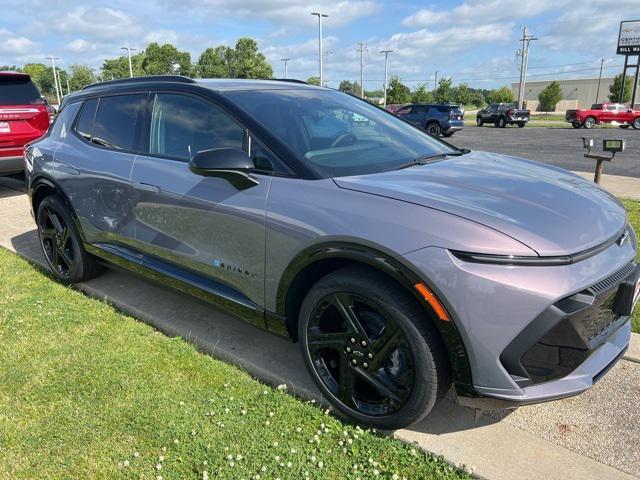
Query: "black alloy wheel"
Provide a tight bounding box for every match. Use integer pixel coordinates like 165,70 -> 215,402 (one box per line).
37,194 -> 103,283
425,122 -> 442,136
496,117 -> 507,128
476,117 -> 483,126
299,268 -> 450,430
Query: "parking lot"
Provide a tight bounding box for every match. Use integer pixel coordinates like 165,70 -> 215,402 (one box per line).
448,126 -> 640,178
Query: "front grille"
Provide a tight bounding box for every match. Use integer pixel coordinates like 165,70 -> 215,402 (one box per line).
589,262 -> 636,295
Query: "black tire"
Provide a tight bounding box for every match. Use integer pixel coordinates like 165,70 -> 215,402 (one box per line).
476,117 -> 483,127
583,116 -> 596,129
572,122 -> 583,129
425,122 -> 442,136
620,125 -> 630,129
442,131 -> 454,138
36,194 -> 104,283
496,117 -> 507,128
298,267 -> 450,430
633,118 -> 640,130
517,122 -> 526,128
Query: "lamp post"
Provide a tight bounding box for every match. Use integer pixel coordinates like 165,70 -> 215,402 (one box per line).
311,12 -> 328,86
380,50 -> 392,108
121,47 -> 137,77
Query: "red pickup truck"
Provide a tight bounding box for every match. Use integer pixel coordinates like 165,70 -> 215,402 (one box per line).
565,102 -> 640,129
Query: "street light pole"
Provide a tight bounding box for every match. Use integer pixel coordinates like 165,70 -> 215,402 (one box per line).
358,41 -> 366,98
517,26 -> 537,109
311,12 -> 328,86
281,58 -> 290,78
595,58 -> 605,103
46,56 -> 61,106
380,50 -> 392,108
121,47 -> 137,77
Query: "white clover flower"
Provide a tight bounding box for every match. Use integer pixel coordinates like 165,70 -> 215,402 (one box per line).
203,472 -> 209,480
159,455 -> 165,462
290,448 -> 296,454
156,476 -> 163,480
203,460 -> 208,466
392,474 -> 399,480
304,472 -> 310,477
347,438 -> 353,445
230,396 -> 234,401
265,420 -> 271,426
241,409 -> 247,415
227,454 -> 234,460
224,408 -> 230,414
229,461 -> 235,467
324,428 -> 329,433
373,469 -> 379,476
263,390 -> 268,395
277,384 -> 287,390
324,409 -> 330,415
317,461 -> 324,468
342,445 -> 347,452
373,461 -> 378,467
224,383 -> 229,388
179,401 -> 185,406
275,455 -> 280,461
368,458 -> 374,464
261,465 -> 267,472
311,455 -> 317,462
191,430 -> 196,436
273,441 -> 278,447
174,439 -> 179,444
313,435 -> 319,442
410,448 -> 416,456
338,440 -> 344,446
123,460 -> 130,467
343,430 -> 348,436
162,447 -> 167,453
287,461 -> 293,468
156,464 -> 162,471
133,451 -> 139,458
269,412 -> 275,417
296,427 -> 302,432
236,454 -> 243,461
254,475 -> 260,480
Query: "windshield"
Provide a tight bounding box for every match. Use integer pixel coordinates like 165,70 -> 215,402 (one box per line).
227,88 -> 458,178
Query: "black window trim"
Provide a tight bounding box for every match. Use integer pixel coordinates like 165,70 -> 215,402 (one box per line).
71,90 -> 150,156
140,89 -> 297,178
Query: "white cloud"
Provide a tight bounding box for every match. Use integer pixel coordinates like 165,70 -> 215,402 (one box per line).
54,7 -> 141,39
66,39 -> 98,53
145,30 -> 179,45
0,30 -> 36,55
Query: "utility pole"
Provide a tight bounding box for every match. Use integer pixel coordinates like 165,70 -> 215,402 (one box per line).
595,58 -> 605,103
434,70 -> 438,90
121,47 -> 137,77
280,58 -> 290,78
358,41 -> 366,98
65,74 -> 71,94
380,49 -> 392,108
311,13 -> 328,86
46,56 -> 61,106
516,26 -> 538,109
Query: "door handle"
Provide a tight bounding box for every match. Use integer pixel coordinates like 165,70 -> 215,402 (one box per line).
134,182 -> 160,193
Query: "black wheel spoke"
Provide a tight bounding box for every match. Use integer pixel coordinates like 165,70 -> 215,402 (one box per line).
353,366 -> 403,403
49,211 -> 64,234
59,227 -> 70,249
369,327 -> 403,371
58,246 -> 73,268
331,293 -> 368,339
337,358 -> 356,407
307,329 -> 350,352
40,227 -> 56,239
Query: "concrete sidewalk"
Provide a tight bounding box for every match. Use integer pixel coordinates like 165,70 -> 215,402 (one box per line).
572,171 -> 640,200
0,178 -> 638,480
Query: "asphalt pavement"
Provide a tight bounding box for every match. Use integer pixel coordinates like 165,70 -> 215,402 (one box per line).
448,125 -> 640,178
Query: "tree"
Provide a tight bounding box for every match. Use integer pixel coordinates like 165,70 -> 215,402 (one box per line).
411,84 -> 433,103
339,80 -> 360,95
538,81 -> 563,112
386,75 -> 411,104
22,63 -> 52,94
196,46 -> 232,78
142,43 -> 192,77
609,73 -> 633,103
102,53 -> 145,79
433,77 -> 454,103
488,86 -> 514,104
69,64 -> 95,92
229,38 -> 272,78
307,76 -> 320,86
453,83 -> 474,106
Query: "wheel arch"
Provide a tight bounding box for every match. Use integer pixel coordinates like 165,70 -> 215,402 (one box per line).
275,240 -> 474,393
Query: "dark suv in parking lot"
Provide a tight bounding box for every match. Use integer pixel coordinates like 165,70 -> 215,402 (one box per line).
25,76 -> 638,430
395,103 -> 464,137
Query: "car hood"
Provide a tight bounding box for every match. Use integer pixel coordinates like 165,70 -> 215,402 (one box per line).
334,151 -> 627,256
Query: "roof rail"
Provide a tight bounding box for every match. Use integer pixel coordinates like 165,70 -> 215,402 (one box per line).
83,75 -> 196,90
271,78 -> 309,85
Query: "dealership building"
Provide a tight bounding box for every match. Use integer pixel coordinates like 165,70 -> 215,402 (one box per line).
511,77 -> 617,111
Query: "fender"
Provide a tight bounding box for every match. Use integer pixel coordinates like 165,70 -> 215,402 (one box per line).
275,240 -> 474,394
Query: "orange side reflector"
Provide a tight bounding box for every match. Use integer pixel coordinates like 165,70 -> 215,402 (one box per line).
414,283 -> 450,322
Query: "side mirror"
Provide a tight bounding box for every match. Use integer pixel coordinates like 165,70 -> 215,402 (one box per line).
189,147 -> 258,189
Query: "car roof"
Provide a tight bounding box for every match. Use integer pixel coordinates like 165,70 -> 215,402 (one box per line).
0,71 -> 30,79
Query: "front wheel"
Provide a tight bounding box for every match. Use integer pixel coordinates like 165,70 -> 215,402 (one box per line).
517,122 -> 526,128
620,125 -> 630,129
583,117 -> 596,129
633,118 -> 640,130
496,117 -> 507,128
425,122 -> 442,136
36,194 -> 104,283
476,117 -> 483,127
572,122 -> 583,129
298,268 -> 450,430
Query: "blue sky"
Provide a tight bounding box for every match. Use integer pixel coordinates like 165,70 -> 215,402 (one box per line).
0,0 -> 635,89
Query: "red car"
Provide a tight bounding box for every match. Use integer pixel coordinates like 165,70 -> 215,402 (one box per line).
0,71 -> 51,175
565,102 -> 640,130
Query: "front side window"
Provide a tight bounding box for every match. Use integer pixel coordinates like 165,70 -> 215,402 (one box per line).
92,94 -> 145,150
149,93 -> 243,161
228,89 -> 458,178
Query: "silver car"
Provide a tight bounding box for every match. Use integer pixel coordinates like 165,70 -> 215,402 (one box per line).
25,77 -> 639,430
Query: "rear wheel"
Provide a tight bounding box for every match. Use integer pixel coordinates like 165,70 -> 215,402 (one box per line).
572,122 -> 583,129
425,122 -> 442,136
36,194 -> 103,283
517,122 -> 526,128
476,117 -> 483,127
298,268 -> 450,430
633,118 -> 640,130
583,116 -> 596,129
496,117 -> 507,128
442,131 -> 455,137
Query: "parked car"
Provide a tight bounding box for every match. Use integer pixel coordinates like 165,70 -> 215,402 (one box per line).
565,103 -> 640,129
395,103 -> 464,137
385,103 -> 408,114
25,76 -> 638,430
0,71 -> 51,175
476,103 -> 530,128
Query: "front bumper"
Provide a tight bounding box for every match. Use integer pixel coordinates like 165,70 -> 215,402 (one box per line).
403,239 -> 637,409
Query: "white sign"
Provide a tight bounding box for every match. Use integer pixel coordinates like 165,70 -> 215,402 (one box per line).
618,20 -> 640,54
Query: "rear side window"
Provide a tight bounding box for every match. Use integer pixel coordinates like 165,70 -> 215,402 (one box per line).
0,76 -> 41,105
149,93 -> 243,161
75,98 -> 98,141
414,105 -> 427,113
92,95 -> 145,150
49,102 -> 81,140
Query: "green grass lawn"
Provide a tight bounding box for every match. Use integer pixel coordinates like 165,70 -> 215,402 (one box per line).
0,247 -> 469,480
622,199 -> 640,333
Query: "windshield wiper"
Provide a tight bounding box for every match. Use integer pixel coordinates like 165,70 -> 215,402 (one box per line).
395,152 -> 462,170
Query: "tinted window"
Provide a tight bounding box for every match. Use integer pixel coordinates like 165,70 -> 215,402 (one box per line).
435,106 -> 450,113
591,104 -> 602,110
228,89 -> 456,178
150,93 -> 243,161
414,105 -> 427,113
396,106 -> 412,115
92,94 -> 144,150
75,98 -> 98,141
0,76 -> 41,105
49,102 -> 81,140
605,105 -> 618,111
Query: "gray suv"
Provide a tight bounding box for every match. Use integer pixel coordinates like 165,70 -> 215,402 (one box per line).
25,76 -> 639,430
